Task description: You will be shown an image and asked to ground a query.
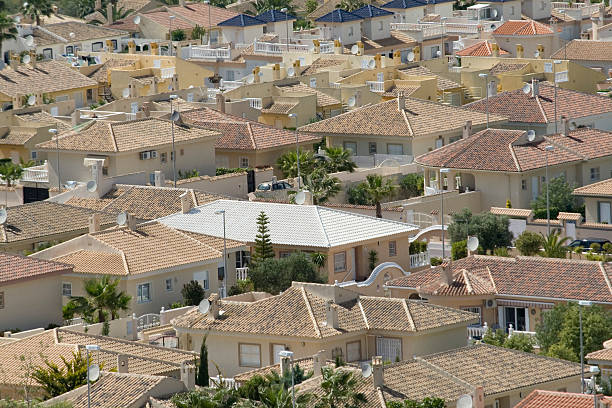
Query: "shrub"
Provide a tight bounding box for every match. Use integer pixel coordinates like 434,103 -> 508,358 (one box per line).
430,257 -> 443,266
409,241 -> 428,254
504,333 -> 535,353
216,167 -> 249,176
515,231 -> 544,256
368,250 -> 378,272
451,240 -> 467,260
181,280 -> 205,306
399,174 -> 424,198
493,247 -> 509,257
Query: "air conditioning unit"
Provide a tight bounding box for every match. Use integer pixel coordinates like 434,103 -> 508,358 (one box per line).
485,299 -> 497,308
151,151 -> 158,159
140,151 -> 151,160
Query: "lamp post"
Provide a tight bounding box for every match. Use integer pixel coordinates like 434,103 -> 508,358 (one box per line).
544,145 -> 554,236
440,168 -> 449,259
85,344 -> 100,408
281,8 -> 290,52
170,94 -> 178,187
169,15 -> 175,56
215,209 -> 227,298
204,0 -> 212,46
440,17 -> 447,58
578,300 -> 593,393
279,350 -> 295,408
288,113 -> 300,189
49,128 -> 60,192
553,59 -> 562,134
478,73 -> 489,128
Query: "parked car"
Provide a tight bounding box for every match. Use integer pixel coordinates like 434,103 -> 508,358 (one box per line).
568,238 -> 611,251
257,181 -> 293,191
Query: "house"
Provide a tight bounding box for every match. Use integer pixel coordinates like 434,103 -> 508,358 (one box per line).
515,390 -> 612,408
351,5 -> 394,42
573,178 -> 612,225
254,10 -> 297,41
171,282 -> 479,377
159,199 -> 419,283
587,339 -> 612,383
299,94 -> 505,159
475,0 -> 522,21
491,20 -> 558,59
455,40 -> 511,58
385,255 -> 612,332
0,253 -> 72,332
0,327 -> 196,399
272,82 -> 342,121
551,40 -> 612,78
415,125 -> 612,210
180,107 -> 322,171
464,81 -> 612,134
35,116 -> 220,189
315,9 -> 364,45
294,344 -> 587,407
521,0 -> 552,21
0,60 -> 98,111
218,14 -> 266,45
382,0 -> 454,24
32,221 -> 246,316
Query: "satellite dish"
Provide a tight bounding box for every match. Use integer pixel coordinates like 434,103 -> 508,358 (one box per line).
116,211 -> 128,226
490,23 -> 496,30
407,52 -> 415,62
0,208 -> 7,225
88,364 -> 100,382
122,88 -> 130,98
534,50 -> 540,58
22,54 -> 31,64
467,236 -> 479,252
25,35 -> 34,47
246,74 -> 255,84
26,94 -> 35,105
457,394 -> 473,408
86,180 -> 97,193
367,60 -> 376,69
436,50 -> 442,57
527,129 -> 536,141
287,66 -> 295,77
491,8 -> 498,18
198,298 -> 210,314
170,110 -> 180,121
522,83 -> 531,94
295,190 -> 306,205
14,16 -> 21,23
348,95 -> 356,107
133,15 -> 141,24
350,44 -> 358,55
66,180 -> 77,189
361,363 -> 372,378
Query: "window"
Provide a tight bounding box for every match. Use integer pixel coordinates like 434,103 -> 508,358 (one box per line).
31,151 -> 38,160
430,45 -> 440,59
240,157 -> 250,168
590,167 -> 600,181
137,283 -> 151,303
65,45 -> 74,54
0,292 -> 3,309
388,241 -> 397,257
226,70 -> 235,81
503,306 -> 526,331
376,337 -> 401,363
236,251 -> 251,268
334,252 -> 346,273
271,344 -> 285,364
343,141 -> 357,153
165,278 -> 173,292
194,271 -> 209,290
279,251 -> 291,258
540,0 -> 545,10
62,282 -> 72,297
599,201 -> 611,224
42,48 -> 53,59
102,167 -> 108,176
461,306 -> 481,326
346,341 -> 361,362
387,143 -> 403,155
239,343 -> 261,367
111,39 -> 118,50
368,142 -> 377,154
510,5 -> 515,15
435,137 -> 443,149
521,179 -> 527,190
92,42 -> 104,51
161,152 -> 167,163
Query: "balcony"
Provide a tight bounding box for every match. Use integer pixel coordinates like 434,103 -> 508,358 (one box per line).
319,42 -> 335,54
366,81 -> 385,93
160,67 -> 175,79
253,40 -> 311,55
392,22 -> 480,38
188,46 -> 231,60
245,98 -> 262,109
409,252 -> 430,269
236,267 -> 249,281
21,165 -> 49,183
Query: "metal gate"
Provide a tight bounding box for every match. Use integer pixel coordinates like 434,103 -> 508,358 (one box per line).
247,169 -> 255,193
23,186 -> 49,204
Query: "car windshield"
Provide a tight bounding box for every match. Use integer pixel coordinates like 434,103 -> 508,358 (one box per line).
258,183 -> 270,191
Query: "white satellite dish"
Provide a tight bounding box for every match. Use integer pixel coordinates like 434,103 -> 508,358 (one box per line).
66,180 -> 77,189
361,363 -> 372,378
22,54 -> 31,64
122,88 -> 130,98
133,15 -> 141,24
522,83 -> 531,94
25,35 -> 34,47
467,236 -> 479,252
350,44 -> 359,55
198,298 -> 210,314
295,190 -> 306,205
26,94 -> 35,105
246,74 -> 255,84
88,364 -> 100,382
170,110 -> 180,121
457,394 -> 473,408
0,208 -> 7,225
86,180 -> 97,193
526,129 -> 536,142
407,51 -> 415,62
348,95 -> 356,107
116,211 -> 128,226
367,60 -> 376,69
491,8 -> 498,18
534,50 -> 540,58
287,66 -> 295,77
436,50 -> 442,57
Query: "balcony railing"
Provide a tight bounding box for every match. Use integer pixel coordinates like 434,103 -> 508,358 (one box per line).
254,41 -> 311,55
409,252 -> 430,269
245,98 -> 262,109
220,80 -> 243,90
366,81 -> 385,93
468,323 -> 487,339
189,46 -> 231,59
21,166 -> 49,183
319,42 -> 335,54
160,67 -> 175,79
236,267 -> 249,281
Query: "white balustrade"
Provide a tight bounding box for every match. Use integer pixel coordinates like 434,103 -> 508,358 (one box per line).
409,252 -> 430,269
189,46 -> 231,59
467,323 -> 488,338
236,267 -> 249,281
137,313 -> 160,331
366,81 -> 385,93
254,41 -> 311,55
125,113 -> 137,121
220,80 -> 244,90
21,166 -> 49,183
245,98 -> 262,109
160,67 -> 175,79
319,42 -> 335,54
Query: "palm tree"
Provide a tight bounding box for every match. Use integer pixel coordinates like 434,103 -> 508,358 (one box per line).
22,0 -> 54,26
324,146 -> 356,173
336,0 -> 365,11
305,168 -> 341,205
259,383 -> 312,408
277,149 -> 316,179
363,174 -> 397,218
62,275 -> 131,325
310,252 -> 327,273
0,161 -> 23,206
314,366 -> 367,408
0,12 -> 18,60
253,0 -> 295,15
540,231 -> 570,259
192,24 -> 206,41
90,4 -> 134,25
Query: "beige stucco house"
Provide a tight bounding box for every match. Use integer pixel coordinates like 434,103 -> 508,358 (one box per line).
491,20 -> 558,59
573,178 -> 612,225
587,339 -> 612,384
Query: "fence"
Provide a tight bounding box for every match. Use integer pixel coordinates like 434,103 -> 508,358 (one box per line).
236,267 -> 249,281
254,41 -> 311,54
160,67 -> 175,79
365,81 -> 385,93
210,376 -> 237,389
409,252 -> 430,269
137,313 -> 160,331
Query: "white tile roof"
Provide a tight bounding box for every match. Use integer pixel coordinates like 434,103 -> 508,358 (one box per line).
158,200 -> 418,248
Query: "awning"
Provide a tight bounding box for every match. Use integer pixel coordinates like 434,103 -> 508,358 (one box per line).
497,299 -> 555,309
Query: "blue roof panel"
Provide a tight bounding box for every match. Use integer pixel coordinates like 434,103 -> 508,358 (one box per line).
352,4 -> 394,18
315,9 -> 364,22
218,14 -> 265,27
382,0 -> 453,9
255,9 -> 298,22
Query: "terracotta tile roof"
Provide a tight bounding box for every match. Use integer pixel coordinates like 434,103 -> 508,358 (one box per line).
0,252 -> 71,284
36,117 -> 220,153
416,127 -> 612,172
387,255 -> 612,303
493,19 -> 554,35
489,62 -> 530,75
15,110 -> 72,131
261,101 -> 299,114
0,128 -> 38,145
456,40 -> 510,57
464,82 -> 612,124
515,390 -> 608,408
0,60 -> 97,98
141,11 -> 194,29
490,207 -> 533,217
418,267 -> 497,296
33,22 -> 127,46
550,9 -> 576,22
276,83 -> 341,107
573,178 -> 612,197
399,66 -> 461,90
88,58 -> 138,83
557,212 -> 582,221
551,39 -> 612,62
302,58 -> 347,75
181,108 -> 320,151
382,84 -> 420,98
172,284 -> 478,337
586,345 -> 612,362
166,2 -> 239,27
299,98 -> 503,137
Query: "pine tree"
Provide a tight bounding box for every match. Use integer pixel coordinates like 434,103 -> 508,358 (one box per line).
195,335 -> 209,386
252,211 -> 274,264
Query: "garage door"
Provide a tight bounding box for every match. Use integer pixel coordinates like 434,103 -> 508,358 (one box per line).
376,337 -> 401,363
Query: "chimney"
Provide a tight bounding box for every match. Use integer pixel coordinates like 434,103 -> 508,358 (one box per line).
463,120 -> 472,139
491,43 -> 499,57
12,95 -> 23,110
357,41 -> 364,56
516,44 -> 524,58
325,301 -> 338,329
393,50 -> 401,66
472,386 -> 485,408
374,53 -> 382,69
372,356 -> 384,388
180,362 -> 196,390
313,39 -> 320,54
154,170 -> 164,186
151,42 -> 159,55
280,356 -> 291,377
117,354 -> 129,373
440,263 -> 453,286
216,92 -> 226,113
95,0 -> 102,10
180,191 -> 192,213
536,44 -> 544,58
252,67 -> 261,83
562,116 -> 570,136
142,101 -> 152,117
29,50 -> 37,69
531,79 -> 539,98
128,40 -> 136,54
312,350 -> 326,377
9,52 -> 19,70
592,16 -> 600,40
273,63 -> 280,80
89,213 -> 101,233
126,212 -> 137,230
334,39 -> 342,55
208,293 -> 220,319
397,91 -> 405,111
106,2 -> 113,25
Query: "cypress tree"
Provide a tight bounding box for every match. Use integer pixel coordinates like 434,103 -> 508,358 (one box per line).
252,211 -> 274,264
195,335 -> 209,386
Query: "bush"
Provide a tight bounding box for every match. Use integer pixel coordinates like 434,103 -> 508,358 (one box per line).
503,333 -> 535,353
181,280 -> 205,306
249,252 -> 324,294
409,241 -> 428,254
493,247 -> 509,257
216,167 -> 249,176
533,207 -> 560,220
430,257 -> 443,266
346,183 -> 372,205
368,250 -> 378,272
451,240 -> 467,260
399,174 -> 424,198
228,279 -> 254,296
447,209 -> 512,253
515,231 -> 544,256
482,328 -> 507,347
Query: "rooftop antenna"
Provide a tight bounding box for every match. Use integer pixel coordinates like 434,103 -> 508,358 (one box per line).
198,298 -> 210,314
350,44 -> 358,55
522,83 -> 531,94
26,94 -> 35,106
116,211 -> 128,226
467,236 -> 479,252
295,190 -> 306,205
457,394 -> 473,408
86,180 -> 97,193
526,129 -> 536,142
361,363 -> 372,378
0,208 -> 7,225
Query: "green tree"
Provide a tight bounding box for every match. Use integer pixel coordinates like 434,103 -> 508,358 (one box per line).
346,183 -> 372,205
447,209 -> 512,253
253,0 -> 295,14
89,4 -> 134,24
515,231 -> 544,256
192,24 -> 206,41
361,174 -> 397,218
305,168 -> 341,205
237,364 -> 312,402
171,28 -> 186,41
451,240 -> 467,260
277,149 -> 316,179
57,0 -> 95,18
181,280 -> 205,306
314,366 -> 367,408
31,351 -> 92,399
62,276 -> 131,328
387,397 -> 445,408
310,252 -> 328,273
195,336 -> 209,387
249,252 -> 324,294
228,279 -> 254,296
337,0 -> 365,11
323,146 -> 356,173
540,231 -> 570,258
0,12 -> 18,62
172,387 -> 241,408
399,173 -> 424,198
252,211 -> 275,264
22,0 -> 54,25
482,328 -> 507,347
531,175 -> 578,219
368,249 -> 378,272
0,161 -> 24,188
503,333 -> 535,353
305,0 -> 318,13
259,383 -> 311,408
